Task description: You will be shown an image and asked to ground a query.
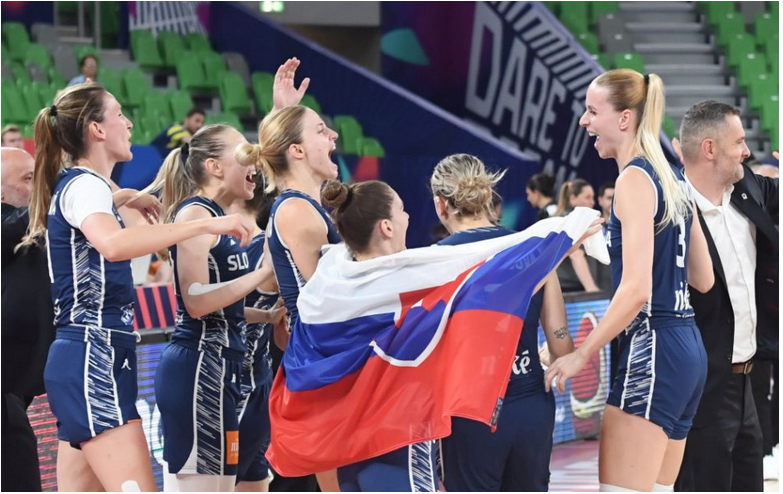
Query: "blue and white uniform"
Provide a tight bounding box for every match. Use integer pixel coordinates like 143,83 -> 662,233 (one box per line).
43,167 -> 139,446
437,225 -> 554,491
267,189 -> 341,327
605,157 -> 707,440
237,232 -> 276,483
155,197 -> 249,476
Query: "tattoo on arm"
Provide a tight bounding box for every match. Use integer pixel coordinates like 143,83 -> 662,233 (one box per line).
554,327 -> 570,340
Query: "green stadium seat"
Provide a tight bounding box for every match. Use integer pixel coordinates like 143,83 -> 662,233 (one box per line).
726,34 -> 757,68
207,111 -> 242,131
2,80 -> 31,124
47,66 -> 66,88
219,71 -> 252,115
560,4 -> 590,34
122,67 -> 151,108
136,109 -> 167,136
613,52 -> 646,73
176,52 -> 211,92
21,124 -> 34,138
576,32 -> 600,54
333,115 -> 364,155
702,1 -> 738,28
168,90 -> 195,121
10,63 -> 31,84
20,83 -> 44,121
98,67 -> 124,103
754,13 -> 778,41
590,2 -> 620,27
748,74 -> 778,112
131,29 -> 164,70
143,90 -> 173,122
590,52 -> 611,69
771,2 -> 779,17
358,137 -> 385,157
663,115 -> 677,139
737,53 -> 768,91
716,13 -> 747,48
24,43 -> 52,71
201,51 -> 226,90
760,94 -> 778,133
251,71 -> 274,114
2,22 -> 31,63
38,81 -> 57,106
299,94 -> 322,114
185,32 -> 212,53
158,30 -> 186,68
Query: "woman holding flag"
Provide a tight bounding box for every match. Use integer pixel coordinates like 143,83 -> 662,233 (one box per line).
544,69 -> 714,491
264,174 -> 602,490
430,153 -> 573,491
235,66 -> 343,492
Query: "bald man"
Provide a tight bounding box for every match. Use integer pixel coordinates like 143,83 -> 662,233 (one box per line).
2,147 -> 54,492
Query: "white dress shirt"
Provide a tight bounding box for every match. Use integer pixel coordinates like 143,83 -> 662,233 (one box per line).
687,180 -> 757,363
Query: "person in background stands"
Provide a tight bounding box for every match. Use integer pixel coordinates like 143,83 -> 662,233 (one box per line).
526,172 -> 557,221
150,108 -> 206,159
1,125 -> 24,149
67,54 -> 98,87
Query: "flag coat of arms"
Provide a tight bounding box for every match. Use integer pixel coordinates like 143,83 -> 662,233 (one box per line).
267,208 -> 606,476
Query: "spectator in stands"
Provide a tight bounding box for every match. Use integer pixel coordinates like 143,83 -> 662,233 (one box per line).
675,101 -> 778,492
1,125 -> 24,149
597,182 -> 614,224
1,147 -> 53,492
526,172 -> 557,221
553,179 -> 600,293
594,182 -> 614,292
67,54 -> 98,87
150,108 -> 206,158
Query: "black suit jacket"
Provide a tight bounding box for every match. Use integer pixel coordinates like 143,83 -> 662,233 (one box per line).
689,165 -> 778,428
1,203 -> 55,399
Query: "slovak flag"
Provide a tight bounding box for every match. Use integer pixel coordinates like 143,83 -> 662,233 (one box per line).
267,208 -> 606,476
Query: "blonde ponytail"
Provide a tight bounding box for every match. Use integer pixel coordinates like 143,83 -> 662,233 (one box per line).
636,73 -> 689,228
594,69 -> 690,229
235,142 -> 276,194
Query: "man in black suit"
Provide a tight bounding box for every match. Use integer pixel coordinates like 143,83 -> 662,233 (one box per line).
674,101 -> 778,492
1,147 -> 56,491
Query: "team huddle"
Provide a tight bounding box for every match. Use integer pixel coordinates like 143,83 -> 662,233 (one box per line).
13,55 -> 777,493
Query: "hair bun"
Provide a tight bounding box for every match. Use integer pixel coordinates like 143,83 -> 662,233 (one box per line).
321,179 -> 351,209
235,142 -> 263,168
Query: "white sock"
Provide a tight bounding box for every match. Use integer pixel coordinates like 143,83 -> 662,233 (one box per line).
599,483 -> 641,492
652,483 -> 674,492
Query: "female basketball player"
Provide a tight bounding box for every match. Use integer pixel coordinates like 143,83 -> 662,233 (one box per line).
147,124 -> 285,492
430,154 -> 573,491
234,180 -> 280,493
545,69 -> 714,492
22,83 -> 255,492
236,103 -> 342,492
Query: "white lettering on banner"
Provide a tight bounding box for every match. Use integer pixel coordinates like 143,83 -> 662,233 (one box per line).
466,2 -> 503,119
465,2 -> 598,178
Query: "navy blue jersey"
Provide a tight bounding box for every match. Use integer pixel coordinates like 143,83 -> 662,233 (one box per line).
438,225 -> 545,400
607,157 -> 695,325
169,197 -> 249,352
243,232 -> 276,384
47,168 -> 134,331
267,189 -> 341,326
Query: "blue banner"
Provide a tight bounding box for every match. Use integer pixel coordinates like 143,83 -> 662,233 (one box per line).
382,2 -> 620,189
